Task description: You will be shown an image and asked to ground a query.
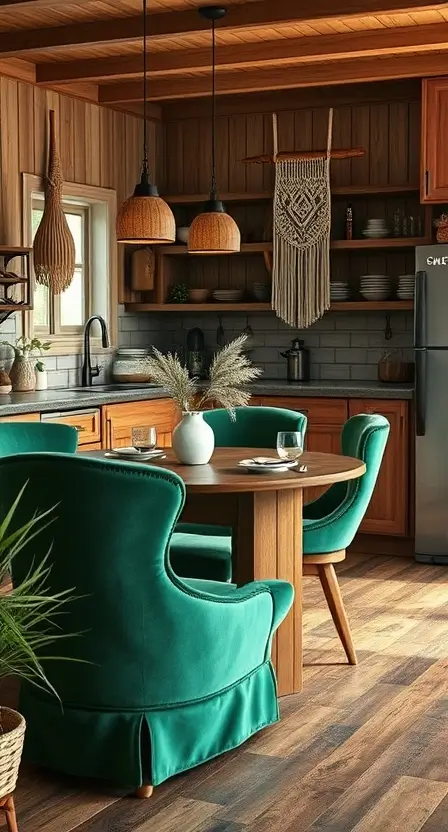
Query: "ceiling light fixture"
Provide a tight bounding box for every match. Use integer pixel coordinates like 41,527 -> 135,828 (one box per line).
116,0 -> 175,244
188,6 -> 240,255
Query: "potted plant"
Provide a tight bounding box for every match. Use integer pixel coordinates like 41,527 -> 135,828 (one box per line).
146,334 -> 262,465
1,338 -> 51,393
0,484 -> 75,830
34,360 -> 48,392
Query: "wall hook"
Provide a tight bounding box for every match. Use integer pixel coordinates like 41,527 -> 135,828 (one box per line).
385,314 -> 392,340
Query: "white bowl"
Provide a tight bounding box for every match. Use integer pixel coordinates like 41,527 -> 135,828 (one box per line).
176,226 -> 190,243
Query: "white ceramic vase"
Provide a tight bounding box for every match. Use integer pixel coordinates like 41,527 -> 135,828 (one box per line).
35,368 -> 48,391
172,411 -> 215,465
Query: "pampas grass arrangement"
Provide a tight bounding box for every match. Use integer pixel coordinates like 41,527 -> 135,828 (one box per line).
146,334 -> 262,416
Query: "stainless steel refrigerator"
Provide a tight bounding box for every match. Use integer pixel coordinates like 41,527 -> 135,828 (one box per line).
415,245 -> 448,563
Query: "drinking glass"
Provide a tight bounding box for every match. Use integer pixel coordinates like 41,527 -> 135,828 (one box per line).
277,431 -> 304,461
132,426 -> 157,452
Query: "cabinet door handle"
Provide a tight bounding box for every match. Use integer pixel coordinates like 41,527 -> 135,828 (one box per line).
106,418 -> 112,448
74,426 -> 86,432
425,169 -> 430,196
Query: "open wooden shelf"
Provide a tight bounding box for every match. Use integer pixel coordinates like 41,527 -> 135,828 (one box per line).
159,238 -> 429,255
164,184 -> 420,205
331,236 -> 431,250
126,300 -> 414,313
0,246 -> 32,255
159,242 -> 273,255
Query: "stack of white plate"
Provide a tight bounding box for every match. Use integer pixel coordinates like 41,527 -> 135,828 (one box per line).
397,274 -> 415,300
359,274 -> 392,301
212,289 -> 244,303
330,281 -> 350,301
362,219 -> 389,239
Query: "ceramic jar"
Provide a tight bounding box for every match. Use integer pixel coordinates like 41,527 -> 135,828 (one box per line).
172,412 -> 215,465
9,356 -> 36,392
35,367 -> 48,391
112,348 -> 151,384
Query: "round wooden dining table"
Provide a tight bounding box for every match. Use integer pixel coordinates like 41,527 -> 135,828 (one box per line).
92,447 -> 365,697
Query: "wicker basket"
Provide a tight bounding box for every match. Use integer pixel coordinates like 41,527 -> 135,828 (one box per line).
434,214 -> 448,243
0,708 -> 25,799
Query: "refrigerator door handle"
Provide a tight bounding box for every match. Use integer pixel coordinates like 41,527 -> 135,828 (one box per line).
416,349 -> 427,437
414,270 -> 427,348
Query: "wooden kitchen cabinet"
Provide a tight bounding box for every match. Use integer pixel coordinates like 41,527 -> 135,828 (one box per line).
0,413 -> 40,422
421,77 -> 448,202
102,399 -> 179,449
41,409 -> 101,446
348,399 -> 409,536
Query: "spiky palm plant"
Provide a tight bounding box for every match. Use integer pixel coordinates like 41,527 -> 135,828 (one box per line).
146,334 -> 262,417
0,483 -> 77,696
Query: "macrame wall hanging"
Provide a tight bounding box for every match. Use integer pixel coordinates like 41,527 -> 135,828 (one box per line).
33,109 -> 75,294
272,109 -> 332,328
242,119 -> 366,329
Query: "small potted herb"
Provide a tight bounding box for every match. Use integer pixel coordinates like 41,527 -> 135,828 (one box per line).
1,337 -> 51,393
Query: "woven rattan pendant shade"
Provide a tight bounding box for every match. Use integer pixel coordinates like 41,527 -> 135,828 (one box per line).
116,185 -> 175,244
188,7 -> 240,255
33,110 -> 75,294
116,0 -> 174,245
188,205 -> 240,254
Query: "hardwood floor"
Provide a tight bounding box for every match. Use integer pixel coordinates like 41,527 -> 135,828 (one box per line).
3,553 -> 448,832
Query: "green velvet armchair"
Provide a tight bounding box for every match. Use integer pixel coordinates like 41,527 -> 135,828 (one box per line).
170,406 -> 307,581
0,422 -> 78,455
302,413 -> 390,664
0,453 -> 293,793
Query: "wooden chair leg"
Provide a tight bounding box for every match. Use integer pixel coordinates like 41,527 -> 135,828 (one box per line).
317,563 -> 357,665
3,795 -> 18,832
135,785 -> 153,799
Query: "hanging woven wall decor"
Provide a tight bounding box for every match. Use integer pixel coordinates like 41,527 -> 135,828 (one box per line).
33,109 -> 75,294
271,110 -> 333,329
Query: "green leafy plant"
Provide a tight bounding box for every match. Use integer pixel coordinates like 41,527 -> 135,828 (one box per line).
1,336 -> 51,359
167,283 -> 189,304
146,334 -> 262,416
0,483 -> 78,696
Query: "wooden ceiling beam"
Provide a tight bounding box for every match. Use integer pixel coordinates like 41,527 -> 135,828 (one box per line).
36,21 -> 448,85
0,0 -> 92,6
0,0 -> 446,56
98,51 -> 448,103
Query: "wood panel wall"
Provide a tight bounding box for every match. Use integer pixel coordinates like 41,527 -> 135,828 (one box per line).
0,76 -> 161,251
161,81 -> 422,299
163,82 -> 421,196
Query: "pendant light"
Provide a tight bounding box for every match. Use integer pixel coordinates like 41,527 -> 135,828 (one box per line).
116,0 -> 175,244
188,7 -> 240,254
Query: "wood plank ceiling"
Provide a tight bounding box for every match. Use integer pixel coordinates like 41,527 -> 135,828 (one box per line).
0,0 -> 448,115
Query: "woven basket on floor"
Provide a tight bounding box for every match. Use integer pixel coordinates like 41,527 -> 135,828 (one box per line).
0,708 -> 25,799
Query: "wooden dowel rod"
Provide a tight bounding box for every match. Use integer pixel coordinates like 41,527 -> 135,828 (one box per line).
242,147 -> 366,164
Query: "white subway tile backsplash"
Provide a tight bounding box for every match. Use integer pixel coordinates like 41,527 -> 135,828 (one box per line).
350,365 -> 378,380
336,348 -> 367,364
47,370 -> 69,389
56,355 -> 80,370
320,332 -> 351,348
320,364 -> 350,379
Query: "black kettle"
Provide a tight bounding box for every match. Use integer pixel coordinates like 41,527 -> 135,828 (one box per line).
281,338 -> 310,382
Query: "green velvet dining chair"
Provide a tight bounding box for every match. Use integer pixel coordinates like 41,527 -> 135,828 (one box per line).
0,421 -> 78,455
170,406 -> 308,581
302,413 -> 389,665
0,452 -> 294,795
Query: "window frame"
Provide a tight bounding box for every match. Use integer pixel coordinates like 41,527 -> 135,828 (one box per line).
32,199 -> 90,337
22,174 -> 118,356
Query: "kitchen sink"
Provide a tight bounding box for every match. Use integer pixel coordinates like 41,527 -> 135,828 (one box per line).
70,384 -> 162,393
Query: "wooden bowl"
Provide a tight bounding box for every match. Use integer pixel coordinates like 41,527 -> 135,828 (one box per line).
188,288 -> 210,303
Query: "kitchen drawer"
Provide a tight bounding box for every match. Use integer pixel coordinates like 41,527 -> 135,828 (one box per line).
260,396 -> 348,425
0,413 -> 40,423
42,409 -> 101,446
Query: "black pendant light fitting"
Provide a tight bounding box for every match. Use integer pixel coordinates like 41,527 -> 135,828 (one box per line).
199,6 -> 226,213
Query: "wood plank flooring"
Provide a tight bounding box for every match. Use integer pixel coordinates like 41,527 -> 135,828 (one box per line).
2,553 -> 448,832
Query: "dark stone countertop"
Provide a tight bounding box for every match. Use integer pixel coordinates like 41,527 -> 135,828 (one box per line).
0,379 -> 413,417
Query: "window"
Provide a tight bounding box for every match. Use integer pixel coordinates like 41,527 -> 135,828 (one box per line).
23,173 -> 118,355
32,200 -> 89,335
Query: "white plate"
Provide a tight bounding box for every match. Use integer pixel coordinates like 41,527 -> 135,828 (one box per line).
239,458 -> 298,473
108,447 -> 166,460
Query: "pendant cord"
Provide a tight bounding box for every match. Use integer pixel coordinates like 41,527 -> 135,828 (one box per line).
210,17 -> 217,199
142,0 -> 149,179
